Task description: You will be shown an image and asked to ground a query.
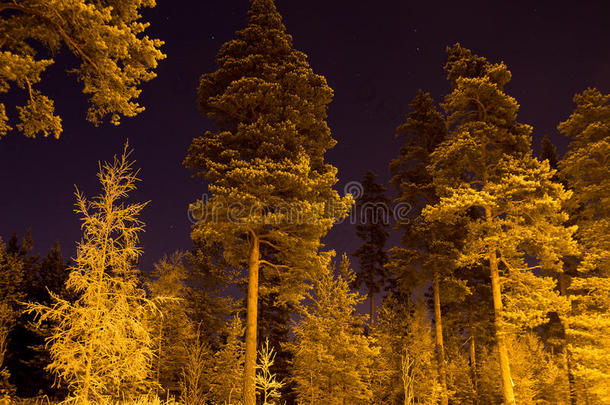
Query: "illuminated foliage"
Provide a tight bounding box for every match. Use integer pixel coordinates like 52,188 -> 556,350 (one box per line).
288,254 -> 377,404
208,316 -> 245,405
0,0 -> 165,138
424,44 -> 578,405
147,253 -> 195,397
25,146 -> 159,403
559,88 -> 610,403
371,295 -> 441,405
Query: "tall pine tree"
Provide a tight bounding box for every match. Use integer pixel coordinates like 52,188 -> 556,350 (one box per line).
184,1 -> 351,403
424,44 -> 578,404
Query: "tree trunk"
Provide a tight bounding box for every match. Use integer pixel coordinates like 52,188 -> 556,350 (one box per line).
469,320 -> 478,404
489,246 -> 515,405
433,270 -> 449,405
243,235 -> 260,405
559,272 -> 577,405
369,290 -> 375,325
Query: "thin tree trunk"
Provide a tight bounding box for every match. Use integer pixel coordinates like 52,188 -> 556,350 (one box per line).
369,290 -> 375,325
243,234 -> 260,405
469,319 -> 478,403
433,270 -> 448,405
559,272 -> 577,405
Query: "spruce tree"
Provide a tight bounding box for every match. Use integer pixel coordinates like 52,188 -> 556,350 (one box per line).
388,89 -> 451,404
288,254 -> 377,404
25,146 -> 159,403
352,171 -> 391,325
208,316 -> 245,405
147,253 -> 195,396
184,1 -> 351,403
184,242 -> 238,346
559,88 -> 610,403
424,44 -> 578,404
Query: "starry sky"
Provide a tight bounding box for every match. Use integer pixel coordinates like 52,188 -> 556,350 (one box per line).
1,0 -> 610,273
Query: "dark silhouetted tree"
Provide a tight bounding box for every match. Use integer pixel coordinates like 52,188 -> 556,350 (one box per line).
352,171 -> 391,325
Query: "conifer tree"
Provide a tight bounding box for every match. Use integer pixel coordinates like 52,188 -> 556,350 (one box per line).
388,89 -> 451,404
17,241 -> 70,398
288,254 -> 377,404
25,146 -> 159,403
147,253 -> 194,396
352,171 -> 391,325
424,44 -> 578,404
0,0 -> 165,138
256,338 -> 285,405
0,237 -> 23,397
208,316 -> 245,405
540,136 -> 559,172
184,1 -> 351,403
184,242 -> 238,346
559,88 -> 610,403
372,294 -> 442,405
257,279 -> 296,404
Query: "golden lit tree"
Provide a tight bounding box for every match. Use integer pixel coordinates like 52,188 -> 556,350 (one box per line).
559,88 -> 610,403
0,0 -> 165,138
424,44 -> 578,405
25,146 -> 159,403
184,1 -> 351,403
288,254 -> 377,404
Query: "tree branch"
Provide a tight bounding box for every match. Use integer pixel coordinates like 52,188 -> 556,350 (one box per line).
0,2 -> 100,72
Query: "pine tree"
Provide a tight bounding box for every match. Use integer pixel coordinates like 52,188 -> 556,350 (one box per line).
352,171 -> 391,325
424,44 -> 578,405
388,89 -> 452,404
184,1 -> 351,403
0,0 -> 165,138
288,254 -> 377,404
559,88 -> 610,403
25,146 -> 159,403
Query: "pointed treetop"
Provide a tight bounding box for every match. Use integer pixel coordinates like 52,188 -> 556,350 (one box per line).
248,0 -> 284,30
540,136 -> 559,170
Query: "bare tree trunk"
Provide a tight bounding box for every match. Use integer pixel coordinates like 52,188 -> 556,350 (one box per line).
369,290 -> 375,325
243,235 -> 260,405
469,320 -> 479,404
488,244 -> 515,404
433,270 -> 449,405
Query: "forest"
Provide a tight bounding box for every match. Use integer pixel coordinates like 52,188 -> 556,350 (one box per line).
0,0 -> 609,404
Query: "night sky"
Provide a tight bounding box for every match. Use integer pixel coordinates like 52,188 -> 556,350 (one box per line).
2,0 -> 610,274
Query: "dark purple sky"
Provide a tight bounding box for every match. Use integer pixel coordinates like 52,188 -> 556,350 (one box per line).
1,0 -> 610,272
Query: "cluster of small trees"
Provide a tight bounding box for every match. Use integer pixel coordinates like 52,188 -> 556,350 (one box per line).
0,0 -> 609,404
